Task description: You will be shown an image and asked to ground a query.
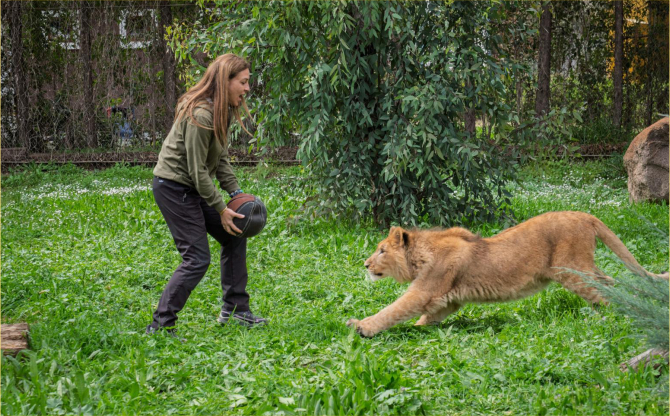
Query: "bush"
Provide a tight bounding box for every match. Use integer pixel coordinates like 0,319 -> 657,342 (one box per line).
172,1 -> 541,227
572,118 -> 636,145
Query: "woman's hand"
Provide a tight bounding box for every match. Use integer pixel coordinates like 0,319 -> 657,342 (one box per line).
220,208 -> 245,235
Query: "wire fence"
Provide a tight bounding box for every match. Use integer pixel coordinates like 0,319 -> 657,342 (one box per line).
1,1 -> 203,154
2,1 -> 667,159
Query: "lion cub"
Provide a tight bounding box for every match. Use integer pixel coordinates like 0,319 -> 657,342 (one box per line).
346,211 -> 668,337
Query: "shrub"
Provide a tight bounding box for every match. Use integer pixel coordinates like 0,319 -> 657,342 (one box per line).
171,1 -> 541,227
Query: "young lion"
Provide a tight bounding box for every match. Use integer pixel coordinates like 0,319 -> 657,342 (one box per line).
346,211 -> 668,337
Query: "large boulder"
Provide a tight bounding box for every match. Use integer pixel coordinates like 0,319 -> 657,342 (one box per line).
623,117 -> 669,203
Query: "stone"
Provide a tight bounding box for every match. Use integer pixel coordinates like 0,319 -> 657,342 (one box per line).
623,117 -> 669,203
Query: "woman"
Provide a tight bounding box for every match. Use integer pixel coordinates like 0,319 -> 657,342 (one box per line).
147,54 -> 267,336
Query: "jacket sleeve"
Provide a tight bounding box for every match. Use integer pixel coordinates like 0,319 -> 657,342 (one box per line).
216,153 -> 240,194
184,116 -> 227,213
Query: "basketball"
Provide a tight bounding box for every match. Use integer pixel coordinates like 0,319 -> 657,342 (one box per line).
225,193 -> 267,238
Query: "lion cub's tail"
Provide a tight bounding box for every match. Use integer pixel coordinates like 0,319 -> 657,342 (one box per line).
593,218 -> 669,280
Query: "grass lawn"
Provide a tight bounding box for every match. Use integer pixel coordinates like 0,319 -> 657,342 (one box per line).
1,157 -> 668,415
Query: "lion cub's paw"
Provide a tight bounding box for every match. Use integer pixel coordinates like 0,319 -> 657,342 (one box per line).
415,315 -> 429,326
346,318 -> 376,338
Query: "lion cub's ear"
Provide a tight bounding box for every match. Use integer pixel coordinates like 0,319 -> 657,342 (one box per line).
389,227 -> 410,248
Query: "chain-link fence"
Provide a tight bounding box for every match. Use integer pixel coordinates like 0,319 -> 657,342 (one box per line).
1,1 -> 202,154
2,1 -> 667,158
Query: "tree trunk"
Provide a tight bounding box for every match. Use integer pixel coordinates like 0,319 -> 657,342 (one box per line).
516,79 -> 523,120
465,80 -> 476,136
9,1 -> 31,151
644,3 -> 654,127
535,1 -> 552,119
1,323 -> 29,356
613,1 -> 623,128
513,44 -> 524,126
159,1 -> 177,134
465,109 -> 476,137
80,0 -> 97,148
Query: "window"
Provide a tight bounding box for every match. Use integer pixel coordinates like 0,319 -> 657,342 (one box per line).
119,9 -> 156,49
42,10 -> 80,50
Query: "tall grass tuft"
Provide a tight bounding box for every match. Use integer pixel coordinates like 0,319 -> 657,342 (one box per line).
586,263 -> 669,350
579,231 -> 669,402
582,221 -> 669,352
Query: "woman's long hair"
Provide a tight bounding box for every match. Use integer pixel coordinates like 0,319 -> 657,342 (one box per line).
174,54 -> 253,148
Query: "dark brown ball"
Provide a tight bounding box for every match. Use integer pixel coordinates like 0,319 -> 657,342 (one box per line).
226,193 -> 267,238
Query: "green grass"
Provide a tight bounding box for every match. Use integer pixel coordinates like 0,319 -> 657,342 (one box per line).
2,157 -> 668,415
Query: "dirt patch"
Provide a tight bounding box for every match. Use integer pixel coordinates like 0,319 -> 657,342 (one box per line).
577,142 -> 629,156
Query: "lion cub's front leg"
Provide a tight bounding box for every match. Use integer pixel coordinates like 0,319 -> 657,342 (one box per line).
415,303 -> 461,326
346,289 -> 431,337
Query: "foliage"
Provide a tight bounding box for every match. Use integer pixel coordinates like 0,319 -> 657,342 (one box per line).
169,1 -> 545,227
551,1 -> 612,124
580,121 -> 637,146
500,0 -> 669,138
592,267 -> 669,350
2,0 -> 667,154
578,223 -> 669,402
1,160 -> 668,414
549,1 -> 669,131
581,218 -> 669,352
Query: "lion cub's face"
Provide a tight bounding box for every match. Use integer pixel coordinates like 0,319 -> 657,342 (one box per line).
364,227 -> 411,283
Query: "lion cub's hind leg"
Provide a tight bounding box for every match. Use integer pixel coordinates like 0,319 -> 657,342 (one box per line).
551,265 -> 610,305
549,235 -> 613,305
415,303 -> 462,326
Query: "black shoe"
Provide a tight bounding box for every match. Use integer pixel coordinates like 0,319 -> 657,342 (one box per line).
145,325 -> 186,342
217,310 -> 268,327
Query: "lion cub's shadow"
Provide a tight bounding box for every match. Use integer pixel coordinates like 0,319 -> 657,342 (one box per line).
381,312 -> 516,338
435,313 -> 516,333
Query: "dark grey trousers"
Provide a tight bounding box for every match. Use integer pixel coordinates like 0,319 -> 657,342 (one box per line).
150,176 -> 249,329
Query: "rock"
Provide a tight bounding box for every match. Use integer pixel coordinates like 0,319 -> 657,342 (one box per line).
623,117 -> 669,203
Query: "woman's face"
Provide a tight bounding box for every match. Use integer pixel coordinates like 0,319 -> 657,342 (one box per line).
227,69 -> 251,107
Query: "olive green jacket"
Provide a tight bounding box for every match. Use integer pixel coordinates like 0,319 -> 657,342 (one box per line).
153,105 -> 239,213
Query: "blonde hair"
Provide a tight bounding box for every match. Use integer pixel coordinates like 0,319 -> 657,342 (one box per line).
174,53 -> 253,148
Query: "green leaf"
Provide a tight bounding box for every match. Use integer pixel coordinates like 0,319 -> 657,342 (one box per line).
279,397 -> 295,405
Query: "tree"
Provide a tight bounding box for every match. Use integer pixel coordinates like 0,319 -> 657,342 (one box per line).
491,2 -> 541,124
644,1 -> 667,127
535,1 -> 552,118
171,1 -> 537,227
613,0 -> 623,128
